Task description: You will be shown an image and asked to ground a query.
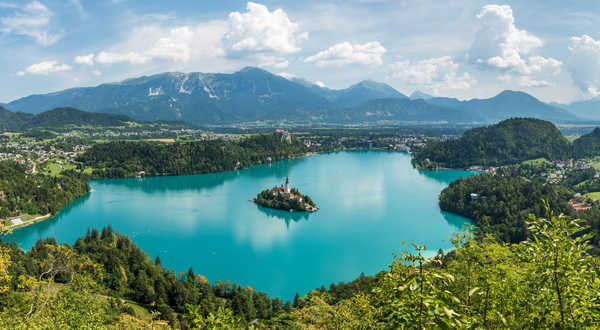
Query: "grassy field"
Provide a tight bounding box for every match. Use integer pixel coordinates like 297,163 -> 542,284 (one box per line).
585,192 -> 600,200
42,162 -> 77,176
522,158 -> 550,166
589,157 -> 600,172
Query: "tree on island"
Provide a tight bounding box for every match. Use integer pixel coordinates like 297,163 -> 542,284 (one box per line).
254,178 -> 317,212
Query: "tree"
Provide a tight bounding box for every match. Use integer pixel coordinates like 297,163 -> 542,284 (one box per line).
520,202 -> 600,327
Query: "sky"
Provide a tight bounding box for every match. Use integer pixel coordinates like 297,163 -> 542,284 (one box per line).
1,0 -> 600,104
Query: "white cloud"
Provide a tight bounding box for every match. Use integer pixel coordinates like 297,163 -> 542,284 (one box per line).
390,56 -> 475,93
304,41 -> 386,67
81,2 -> 301,70
92,70 -> 101,76
92,22 -> 226,67
469,4 -> 561,76
18,60 -> 71,75
315,81 -> 325,88
0,1 -> 62,45
96,51 -> 150,64
276,72 -> 296,80
518,76 -> 550,88
255,54 -> 288,68
74,53 -> 94,65
568,34 -> 600,97
225,2 -> 307,55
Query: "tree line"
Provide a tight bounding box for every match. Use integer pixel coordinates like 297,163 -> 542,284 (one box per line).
79,133 -> 310,178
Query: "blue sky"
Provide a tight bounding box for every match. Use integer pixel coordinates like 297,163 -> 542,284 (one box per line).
1,0 -> 599,103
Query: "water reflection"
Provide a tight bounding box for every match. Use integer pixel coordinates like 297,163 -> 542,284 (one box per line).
92,156 -> 307,195
418,169 -> 479,185
440,210 -> 474,230
255,205 -> 311,226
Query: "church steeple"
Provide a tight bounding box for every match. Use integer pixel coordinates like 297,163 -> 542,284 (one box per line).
285,176 -> 290,194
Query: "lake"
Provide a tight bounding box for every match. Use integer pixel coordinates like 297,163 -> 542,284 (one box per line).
7,151 -> 476,300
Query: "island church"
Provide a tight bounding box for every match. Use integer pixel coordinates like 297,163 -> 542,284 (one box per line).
276,177 -> 292,195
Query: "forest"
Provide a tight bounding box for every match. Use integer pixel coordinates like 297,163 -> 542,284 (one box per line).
439,173 -> 573,243
0,161 -> 89,219
79,133 -> 310,178
413,118 -> 574,169
572,127 -> 600,159
2,209 -> 600,328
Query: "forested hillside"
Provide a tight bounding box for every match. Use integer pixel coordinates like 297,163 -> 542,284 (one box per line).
439,173 -> 572,243
79,133 -> 310,178
413,118 -> 572,168
0,107 -> 133,132
0,162 -> 89,219
0,107 -> 32,131
573,127 -> 600,158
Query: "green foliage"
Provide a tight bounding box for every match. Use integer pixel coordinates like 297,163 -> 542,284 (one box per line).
286,211 -> 600,329
439,173 -> 571,243
79,133 -> 309,178
573,127 -> 600,159
372,243 -> 470,328
21,130 -> 57,140
185,305 -> 246,329
413,118 -> 572,168
521,205 -> 600,327
0,161 -> 89,218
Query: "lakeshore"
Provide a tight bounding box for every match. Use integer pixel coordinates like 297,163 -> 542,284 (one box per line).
4,213 -> 52,231
5,151 -> 476,300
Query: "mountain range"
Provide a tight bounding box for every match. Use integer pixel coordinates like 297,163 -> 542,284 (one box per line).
3,66 -> 594,125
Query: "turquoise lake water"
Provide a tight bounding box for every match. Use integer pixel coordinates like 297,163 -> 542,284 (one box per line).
7,151 -> 476,300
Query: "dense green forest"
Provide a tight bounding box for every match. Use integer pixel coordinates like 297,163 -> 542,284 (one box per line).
255,187 -> 317,212
439,173 -> 572,243
2,209 -> 600,328
79,133 -> 310,178
413,118 -> 572,168
0,162 -> 89,219
573,127 -> 600,159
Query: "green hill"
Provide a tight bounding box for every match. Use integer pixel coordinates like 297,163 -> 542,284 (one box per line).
0,106 -> 33,131
573,127 -> 600,158
413,118 -> 572,168
0,107 -> 134,131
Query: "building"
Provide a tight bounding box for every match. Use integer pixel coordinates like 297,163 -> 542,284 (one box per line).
568,198 -> 592,212
285,176 -> 291,194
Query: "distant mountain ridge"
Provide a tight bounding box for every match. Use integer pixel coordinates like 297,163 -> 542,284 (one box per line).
560,98 -> 600,120
3,67 -> 585,125
306,79 -> 407,107
425,91 -> 576,122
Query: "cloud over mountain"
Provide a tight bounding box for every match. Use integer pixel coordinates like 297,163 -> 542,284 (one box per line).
225,2 -> 307,55
304,41 -> 386,67
390,56 -> 474,94
568,35 -> 600,97
17,60 -> 70,76
468,4 -> 561,86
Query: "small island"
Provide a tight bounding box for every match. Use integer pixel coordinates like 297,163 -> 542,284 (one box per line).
253,177 -> 319,212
